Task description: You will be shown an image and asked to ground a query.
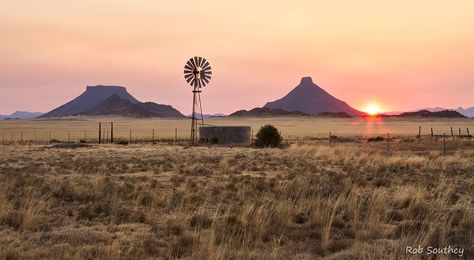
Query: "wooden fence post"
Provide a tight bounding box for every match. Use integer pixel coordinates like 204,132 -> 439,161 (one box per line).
443,133 -> 446,156
387,133 -> 390,153
110,122 -> 114,143
430,128 -> 433,136
152,129 -> 155,143
450,127 -> 454,136
49,131 -> 51,143
34,132 -> 36,142
329,132 -> 332,145
175,128 -> 178,144
21,132 -> 23,143
68,131 -> 71,142
99,123 -> 102,144
459,128 -> 461,136
467,128 -> 470,136
251,129 -> 253,145
418,126 -> 421,138
129,130 -> 132,144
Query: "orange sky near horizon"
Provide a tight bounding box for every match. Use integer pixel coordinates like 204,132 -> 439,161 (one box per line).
1,0 -> 473,115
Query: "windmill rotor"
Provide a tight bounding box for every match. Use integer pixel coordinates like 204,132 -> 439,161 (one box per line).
184,56 -> 212,88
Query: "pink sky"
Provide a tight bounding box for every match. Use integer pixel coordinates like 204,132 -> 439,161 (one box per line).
1,1 -> 473,115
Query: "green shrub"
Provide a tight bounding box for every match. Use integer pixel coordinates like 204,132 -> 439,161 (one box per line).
254,124 -> 282,148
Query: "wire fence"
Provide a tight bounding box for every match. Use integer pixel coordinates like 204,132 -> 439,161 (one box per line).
0,123 -> 472,156
0,128 -> 189,144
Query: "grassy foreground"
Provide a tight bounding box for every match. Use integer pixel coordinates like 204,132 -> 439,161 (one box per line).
0,142 -> 472,259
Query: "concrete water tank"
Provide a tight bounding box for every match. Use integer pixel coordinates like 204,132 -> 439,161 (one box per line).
199,126 -> 251,145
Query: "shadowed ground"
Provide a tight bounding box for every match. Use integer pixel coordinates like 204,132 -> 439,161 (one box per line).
0,141 -> 472,259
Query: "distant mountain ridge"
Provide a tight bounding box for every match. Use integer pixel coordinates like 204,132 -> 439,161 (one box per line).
0,111 -> 43,120
397,110 -> 466,118
229,107 -> 309,117
263,77 -> 363,116
421,107 -> 474,118
229,108 -> 355,118
40,85 -> 183,118
187,113 -> 226,119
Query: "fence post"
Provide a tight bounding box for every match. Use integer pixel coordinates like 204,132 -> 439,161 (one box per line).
450,127 -> 454,136
329,132 -> 332,145
49,131 -> 51,143
2,131 -> 4,143
34,132 -> 36,142
152,129 -> 155,143
387,133 -> 390,153
443,133 -> 446,156
459,128 -> 461,136
68,131 -> 71,142
175,128 -> 178,144
129,130 -> 132,144
110,122 -> 114,143
430,128 -> 433,136
467,128 -> 470,136
251,129 -> 254,145
418,126 -> 421,138
21,132 -> 23,143
99,123 -> 102,144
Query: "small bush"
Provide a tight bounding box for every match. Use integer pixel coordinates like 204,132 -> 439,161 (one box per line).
367,136 -> 385,142
254,124 -> 282,148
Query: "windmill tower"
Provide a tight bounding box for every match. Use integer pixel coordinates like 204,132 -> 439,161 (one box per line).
184,56 -> 212,146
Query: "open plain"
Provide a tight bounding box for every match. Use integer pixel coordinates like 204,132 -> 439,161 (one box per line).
0,116 -> 473,142
0,117 -> 473,259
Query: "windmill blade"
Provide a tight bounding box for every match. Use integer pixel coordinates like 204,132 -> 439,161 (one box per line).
185,64 -> 194,71
201,62 -> 211,71
197,57 -> 203,68
185,75 -> 194,82
202,72 -> 211,79
185,73 -> 194,80
203,76 -> 211,83
202,76 -> 210,84
184,69 -> 194,74
193,57 -> 199,68
186,76 -> 193,84
186,60 -> 195,69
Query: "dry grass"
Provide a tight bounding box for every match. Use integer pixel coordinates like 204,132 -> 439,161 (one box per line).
0,140 -> 473,259
0,116 -> 473,142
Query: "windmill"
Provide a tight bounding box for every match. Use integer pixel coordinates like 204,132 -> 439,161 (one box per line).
184,56 -> 212,145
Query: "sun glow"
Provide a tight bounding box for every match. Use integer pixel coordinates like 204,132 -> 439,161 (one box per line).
365,103 -> 381,116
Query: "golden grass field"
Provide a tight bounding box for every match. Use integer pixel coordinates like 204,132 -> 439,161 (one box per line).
0,117 -> 473,259
0,116 -> 473,142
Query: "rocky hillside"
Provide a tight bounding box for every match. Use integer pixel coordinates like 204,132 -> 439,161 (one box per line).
264,77 -> 362,116
40,85 -> 183,118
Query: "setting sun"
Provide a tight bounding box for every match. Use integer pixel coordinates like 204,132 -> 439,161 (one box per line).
365,103 -> 381,116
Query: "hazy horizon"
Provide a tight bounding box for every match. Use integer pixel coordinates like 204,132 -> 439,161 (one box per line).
1,1 -> 473,115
